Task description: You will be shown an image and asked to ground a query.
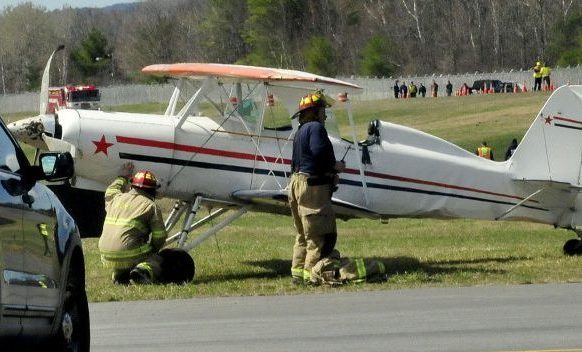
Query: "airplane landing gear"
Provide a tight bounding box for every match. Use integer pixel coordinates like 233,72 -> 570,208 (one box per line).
162,196 -> 249,282
563,229 -> 582,256
563,238 -> 582,255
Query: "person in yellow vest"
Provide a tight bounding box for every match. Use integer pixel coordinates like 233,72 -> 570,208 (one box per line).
289,91 -> 387,285
476,141 -> 494,160
409,81 -> 418,98
98,162 -> 168,284
541,62 -> 551,90
532,61 -> 542,91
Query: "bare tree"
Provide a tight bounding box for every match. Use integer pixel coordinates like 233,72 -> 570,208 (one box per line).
401,0 -> 425,45
0,4 -> 57,92
116,1 -> 182,75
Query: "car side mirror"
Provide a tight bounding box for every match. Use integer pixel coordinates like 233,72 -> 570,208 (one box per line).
39,152 -> 74,182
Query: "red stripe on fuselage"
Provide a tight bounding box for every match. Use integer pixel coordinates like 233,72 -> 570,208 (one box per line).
362,170 -> 532,203
116,135 -> 532,203
552,115 -> 582,125
116,135 -> 290,164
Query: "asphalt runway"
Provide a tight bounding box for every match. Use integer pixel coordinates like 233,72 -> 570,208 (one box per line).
90,283 -> 582,352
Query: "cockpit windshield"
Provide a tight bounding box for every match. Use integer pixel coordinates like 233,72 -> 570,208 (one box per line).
324,109 -> 341,139
173,78 -> 348,139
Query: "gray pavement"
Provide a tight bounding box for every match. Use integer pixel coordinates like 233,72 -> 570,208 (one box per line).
90,283 -> 582,352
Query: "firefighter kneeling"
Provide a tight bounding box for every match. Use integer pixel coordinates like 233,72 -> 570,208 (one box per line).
98,163 -> 194,285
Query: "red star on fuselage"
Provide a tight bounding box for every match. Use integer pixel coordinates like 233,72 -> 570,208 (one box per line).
544,116 -> 553,125
92,135 -> 114,155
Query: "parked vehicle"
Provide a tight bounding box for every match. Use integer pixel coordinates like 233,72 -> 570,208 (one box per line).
0,116 -> 89,350
470,79 -> 516,94
47,85 -> 101,113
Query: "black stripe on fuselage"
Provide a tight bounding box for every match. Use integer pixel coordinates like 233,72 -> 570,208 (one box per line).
364,182 -> 548,212
120,152 -> 289,177
119,152 -> 548,212
554,123 -> 582,132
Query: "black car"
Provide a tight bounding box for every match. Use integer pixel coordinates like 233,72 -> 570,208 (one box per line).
470,79 -> 515,94
0,116 -> 89,350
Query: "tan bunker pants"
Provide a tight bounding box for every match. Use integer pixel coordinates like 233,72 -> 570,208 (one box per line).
289,173 -> 386,284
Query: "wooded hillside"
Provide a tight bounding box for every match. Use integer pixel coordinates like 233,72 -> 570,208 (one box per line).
1,0 -> 581,93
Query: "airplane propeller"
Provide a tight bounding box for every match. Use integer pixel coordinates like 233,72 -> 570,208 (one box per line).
40,44 -> 64,115
9,45 -> 65,163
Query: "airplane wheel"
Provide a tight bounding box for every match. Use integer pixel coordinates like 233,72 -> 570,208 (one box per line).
563,238 -> 582,256
159,248 -> 195,284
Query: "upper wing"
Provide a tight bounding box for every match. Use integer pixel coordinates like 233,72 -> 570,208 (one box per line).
142,63 -> 362,94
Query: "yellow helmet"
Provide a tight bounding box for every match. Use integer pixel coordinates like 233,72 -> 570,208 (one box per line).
291,90 -> 332,119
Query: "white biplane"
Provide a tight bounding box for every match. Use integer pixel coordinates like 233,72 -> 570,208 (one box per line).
8,47 -> 582,272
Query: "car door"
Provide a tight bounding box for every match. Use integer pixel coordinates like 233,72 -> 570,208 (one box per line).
0,122 -> 28,336
21,182 -> 61,330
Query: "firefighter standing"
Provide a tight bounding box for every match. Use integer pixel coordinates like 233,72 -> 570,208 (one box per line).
98,163 -> 167,284
289,91 -> 386,285
289,91 -> 343,284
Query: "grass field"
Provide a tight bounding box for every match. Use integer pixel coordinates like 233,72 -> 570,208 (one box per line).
7,90 -> 582,302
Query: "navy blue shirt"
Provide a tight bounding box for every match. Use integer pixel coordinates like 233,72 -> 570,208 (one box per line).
291,121 -> 336,175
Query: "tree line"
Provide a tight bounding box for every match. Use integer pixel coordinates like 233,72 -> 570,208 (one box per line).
1,0 -> 582,94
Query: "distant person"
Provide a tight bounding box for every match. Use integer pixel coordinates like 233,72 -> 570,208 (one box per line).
461,83 -> 470,96
400,81 -> 408,98
476,141 -> 494,160
418,83 -> 426,97
505,138 -> 518,160
541,62 -> 551,90
446,80 -> 453,96
409,81 -> 417,98
393,80 -> 400,99
533,61 -> 542,91
431,80 -> 439,97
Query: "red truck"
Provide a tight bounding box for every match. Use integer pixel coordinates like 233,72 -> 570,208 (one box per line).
47,85 -> 101,113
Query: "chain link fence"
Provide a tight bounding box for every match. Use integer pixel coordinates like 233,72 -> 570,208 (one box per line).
3,66 -> 582,114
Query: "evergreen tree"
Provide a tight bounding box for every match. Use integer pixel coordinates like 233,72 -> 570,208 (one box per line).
70,29 -> 112,79
242,0 -> 307,67
305,36 -> 337,76
360,35 -> 397,77
548,14 -> 582,66
198,0 -> 248,63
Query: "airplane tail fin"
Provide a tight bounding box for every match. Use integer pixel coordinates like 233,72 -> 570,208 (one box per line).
510,85 -> 582,186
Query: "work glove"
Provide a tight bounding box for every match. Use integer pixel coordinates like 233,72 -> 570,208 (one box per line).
119,162 -> 134,178
335,160 -> 346,173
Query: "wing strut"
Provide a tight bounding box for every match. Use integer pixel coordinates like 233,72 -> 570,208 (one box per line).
163,196 -> 248,252
165,79 -> 184,116
343,97 -> 369,206
495,188 -> 545,221
176,78 -> 215,128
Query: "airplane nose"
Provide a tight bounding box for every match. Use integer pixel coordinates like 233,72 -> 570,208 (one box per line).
7,115 -> 54,150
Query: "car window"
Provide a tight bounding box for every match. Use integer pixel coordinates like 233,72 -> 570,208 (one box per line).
0,121 -> 24,173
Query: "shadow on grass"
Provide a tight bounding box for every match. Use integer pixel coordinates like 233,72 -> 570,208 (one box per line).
195,255 -> 528,284
426,256 -> 532,266
380,256 -> 510,276
193,259 -> 290,284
